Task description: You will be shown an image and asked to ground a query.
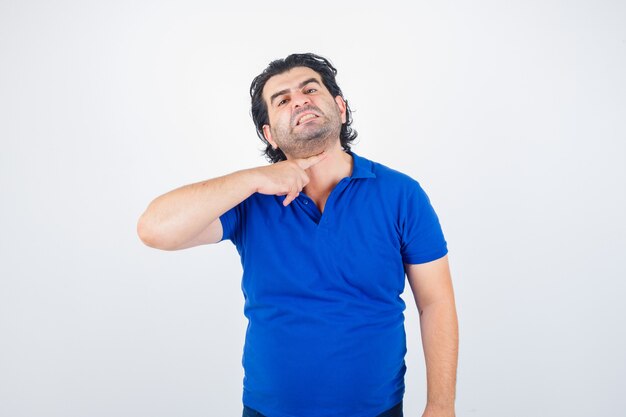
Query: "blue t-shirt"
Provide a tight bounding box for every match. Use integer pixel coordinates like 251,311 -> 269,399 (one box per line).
219,151 -> 447,417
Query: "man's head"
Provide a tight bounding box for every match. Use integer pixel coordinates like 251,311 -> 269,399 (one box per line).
250,53 -> 357,163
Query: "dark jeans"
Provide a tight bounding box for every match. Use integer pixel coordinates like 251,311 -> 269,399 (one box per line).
242,401 -> 403,417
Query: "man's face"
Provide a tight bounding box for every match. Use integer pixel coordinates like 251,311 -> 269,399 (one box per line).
262,66 -> 347,159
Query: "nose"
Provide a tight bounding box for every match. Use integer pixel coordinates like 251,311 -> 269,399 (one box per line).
291,90 -> 310,108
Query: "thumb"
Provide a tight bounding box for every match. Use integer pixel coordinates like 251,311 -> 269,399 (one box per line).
298,150 -> 328,169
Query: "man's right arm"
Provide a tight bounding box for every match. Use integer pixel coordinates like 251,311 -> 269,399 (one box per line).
136,151 -> 327,251
136,169 -> 258,250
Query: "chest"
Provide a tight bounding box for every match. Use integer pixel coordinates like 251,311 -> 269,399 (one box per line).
239,187 -> 406,302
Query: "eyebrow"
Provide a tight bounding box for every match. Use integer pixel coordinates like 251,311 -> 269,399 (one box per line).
269,78 -> 321,106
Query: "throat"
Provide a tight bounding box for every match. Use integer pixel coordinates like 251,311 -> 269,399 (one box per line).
306,193 -> 328,214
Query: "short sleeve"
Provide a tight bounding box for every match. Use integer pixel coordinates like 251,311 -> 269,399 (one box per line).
219,202 -> 242,246
400,181 -> 448,264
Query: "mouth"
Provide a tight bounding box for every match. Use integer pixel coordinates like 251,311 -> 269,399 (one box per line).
295,113 -> 319,126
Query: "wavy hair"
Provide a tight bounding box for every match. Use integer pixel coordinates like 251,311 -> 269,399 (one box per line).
250,53 -> 358,163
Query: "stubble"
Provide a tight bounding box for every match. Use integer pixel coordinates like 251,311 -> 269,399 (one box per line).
270,104 -> 342,159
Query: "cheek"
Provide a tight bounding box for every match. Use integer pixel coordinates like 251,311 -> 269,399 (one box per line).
275,113 -> 292,129
270,122 -> 286,139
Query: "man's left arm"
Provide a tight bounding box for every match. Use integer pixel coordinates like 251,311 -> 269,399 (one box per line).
405,255 -> 458,417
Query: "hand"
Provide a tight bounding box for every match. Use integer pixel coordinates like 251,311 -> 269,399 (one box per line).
253,151 -> 327,206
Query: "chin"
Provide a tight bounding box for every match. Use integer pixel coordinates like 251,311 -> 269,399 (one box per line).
285,132 -> 339,157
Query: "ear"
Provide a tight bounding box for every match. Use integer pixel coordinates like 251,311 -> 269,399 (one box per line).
335,96 -> 347,124
262,124 -> 278,149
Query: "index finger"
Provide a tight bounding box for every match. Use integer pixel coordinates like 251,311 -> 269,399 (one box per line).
298,150 -> 328,169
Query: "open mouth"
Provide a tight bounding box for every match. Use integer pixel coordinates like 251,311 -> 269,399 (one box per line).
296,113 -> 319,125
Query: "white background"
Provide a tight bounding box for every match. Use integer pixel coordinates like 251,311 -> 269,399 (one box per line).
1,1 -> 625,416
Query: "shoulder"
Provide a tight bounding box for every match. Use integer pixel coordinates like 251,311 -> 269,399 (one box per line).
355,152 -> 423,194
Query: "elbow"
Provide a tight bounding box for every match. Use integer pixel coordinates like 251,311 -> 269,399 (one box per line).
136,213 -> 177,250
136,213 -> 158,247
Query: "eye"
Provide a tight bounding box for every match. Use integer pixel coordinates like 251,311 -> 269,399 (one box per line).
277,98 -> 288,106
305,88 -> 317,93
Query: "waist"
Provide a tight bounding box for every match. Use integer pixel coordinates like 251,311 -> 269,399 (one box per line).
242,327 -> 406,416
243,400 -> 404,417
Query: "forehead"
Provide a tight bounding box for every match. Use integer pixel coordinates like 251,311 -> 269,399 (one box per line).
262,66 -> 324,102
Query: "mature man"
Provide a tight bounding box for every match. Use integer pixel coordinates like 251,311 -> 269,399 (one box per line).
137,53 -> 458,417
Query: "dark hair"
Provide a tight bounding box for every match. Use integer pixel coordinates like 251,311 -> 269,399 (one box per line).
250,53 -> 358,163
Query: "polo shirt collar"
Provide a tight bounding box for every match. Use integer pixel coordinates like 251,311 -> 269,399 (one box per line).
347,151 -> 376,179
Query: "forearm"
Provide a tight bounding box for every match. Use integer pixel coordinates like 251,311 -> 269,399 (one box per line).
419,299 -> 459,413
137,168 -> 258,249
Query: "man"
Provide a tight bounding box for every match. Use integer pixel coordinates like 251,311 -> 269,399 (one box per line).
137,53 -> 458,417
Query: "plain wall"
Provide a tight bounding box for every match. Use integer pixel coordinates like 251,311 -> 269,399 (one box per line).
1,1 -> 625,416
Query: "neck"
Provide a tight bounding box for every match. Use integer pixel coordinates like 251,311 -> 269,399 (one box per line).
288,141 -> 353,199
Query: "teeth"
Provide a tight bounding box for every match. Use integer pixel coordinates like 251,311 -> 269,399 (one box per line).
298,114 -> 317,124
